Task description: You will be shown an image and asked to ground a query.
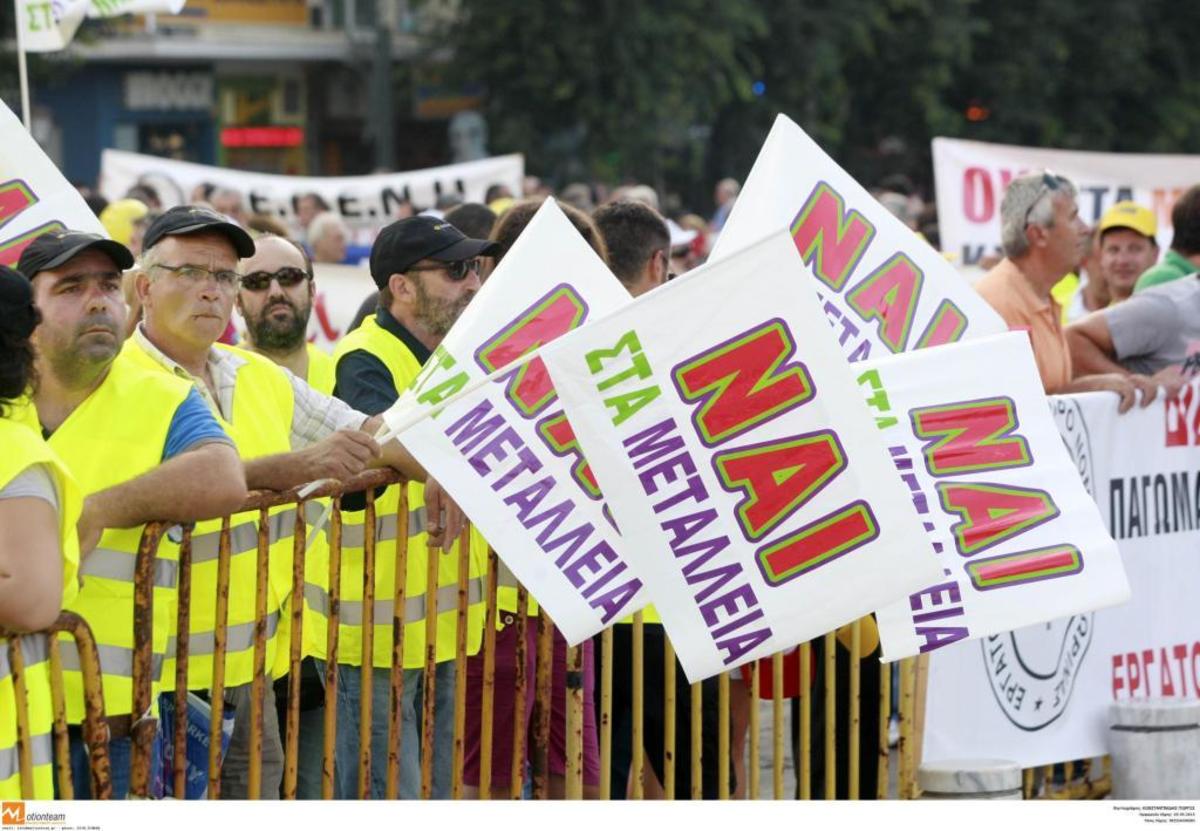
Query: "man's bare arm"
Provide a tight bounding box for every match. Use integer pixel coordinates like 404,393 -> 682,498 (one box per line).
245,429 -> 381,491
1066,313 -> 1128,377
362,414 -> 428,482
81,442 -> 247,537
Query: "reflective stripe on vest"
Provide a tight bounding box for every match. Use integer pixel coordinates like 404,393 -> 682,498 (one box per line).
0,732 -> 52,783
302,577 -> 484,627
56,639 -> 165,683
182,502 -> 327,563
0,634 -> 49,676
338,506 -> 427,549
165,611 -> 281,659
80,548 -> 178,590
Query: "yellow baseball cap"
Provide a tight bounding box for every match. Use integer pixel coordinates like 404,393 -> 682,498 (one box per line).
1098,200 -> 1157,240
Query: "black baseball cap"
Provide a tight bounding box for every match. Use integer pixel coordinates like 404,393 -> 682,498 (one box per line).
16,229 -> 134,280
142,205 -> 255,258
369,215 -> 501,288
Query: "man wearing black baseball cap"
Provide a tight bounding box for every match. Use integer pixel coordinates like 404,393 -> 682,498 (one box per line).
16,227 -> 245,799
318,215 -> 499,799
127,206 -> 460,798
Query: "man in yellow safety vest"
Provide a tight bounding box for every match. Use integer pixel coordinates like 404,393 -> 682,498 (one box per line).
126,206 -> 459,798
321,215 -> 496,798
17,230 -> 247,798
235,232 -> 335,798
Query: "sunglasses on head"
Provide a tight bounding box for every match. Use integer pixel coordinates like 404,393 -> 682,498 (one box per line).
240,267 -> 311,291
1022,170 -> 1067,226
406,258 -> 482,282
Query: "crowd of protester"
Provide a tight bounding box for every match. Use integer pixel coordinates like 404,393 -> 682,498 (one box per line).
6,163 -> 1199,802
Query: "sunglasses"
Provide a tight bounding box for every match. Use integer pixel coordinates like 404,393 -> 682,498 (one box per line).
406,258 -> 482,282
240,267 -> 311,291
1022,171 -> 1066,227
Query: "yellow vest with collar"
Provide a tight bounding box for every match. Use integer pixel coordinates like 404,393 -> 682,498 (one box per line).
310,315 -> 485,668
122,339 -> 300,690
37,350 -> 191,722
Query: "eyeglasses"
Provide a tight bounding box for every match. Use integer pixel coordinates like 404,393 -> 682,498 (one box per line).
406,258 -> 482,282
152,262 -> 240,289
1022,171 -> 1066,227
240,267 -> 311,292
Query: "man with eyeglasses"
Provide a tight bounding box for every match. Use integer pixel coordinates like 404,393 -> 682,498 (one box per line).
320,215 -> 500,798
124,206 -> 462,798
236,234 -> 335,394
974,172 -> 1157,412
14,229 -> 246,798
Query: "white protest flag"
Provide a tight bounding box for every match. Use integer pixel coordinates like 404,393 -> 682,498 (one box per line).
389,201 -> 646,644
713,114 -> 1004,363
863,332 -> 1130,661
0,99 -> 106,264
16,0 -> 184,53
100,149 -> 524,237
933,136 -> 1200,266
17,0 -> 89,53
540,229 -> 943,682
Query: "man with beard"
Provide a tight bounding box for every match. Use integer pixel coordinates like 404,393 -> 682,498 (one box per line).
124,206 -> 461,799
236,235 -> 335,394
321,216 -> 499,798
235,233 -> 334,799
15,229 -> 246,798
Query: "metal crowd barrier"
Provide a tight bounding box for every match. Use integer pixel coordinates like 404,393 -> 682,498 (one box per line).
1,612 -> 112,799
12,468 -> 1112,800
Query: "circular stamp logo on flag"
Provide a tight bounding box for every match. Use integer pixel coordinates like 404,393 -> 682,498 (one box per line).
982,613 -> 1094,731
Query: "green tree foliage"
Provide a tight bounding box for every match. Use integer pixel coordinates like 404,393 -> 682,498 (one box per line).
442,0 -> 765,190
445,0 -> 1200,207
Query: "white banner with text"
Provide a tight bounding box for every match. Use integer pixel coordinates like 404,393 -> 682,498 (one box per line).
932,137 -> 1200,267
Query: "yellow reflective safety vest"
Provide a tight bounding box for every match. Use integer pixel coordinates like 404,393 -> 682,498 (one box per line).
310,315 -> 485,668
122,339 -> 302,690
279,343 -> 337,674
306,344 -> 336,396
40,350 -> 192,722
0,417 -> 81,799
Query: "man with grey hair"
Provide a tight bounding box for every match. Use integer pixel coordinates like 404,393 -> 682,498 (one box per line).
210,187 -> 247,226
307,210 -> 349,264
974,171 -> 1156,411
127,205 -> 462,798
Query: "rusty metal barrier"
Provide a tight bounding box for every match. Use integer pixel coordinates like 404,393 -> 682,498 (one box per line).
2,613 -> 112,799
26,465 -> 1108,803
